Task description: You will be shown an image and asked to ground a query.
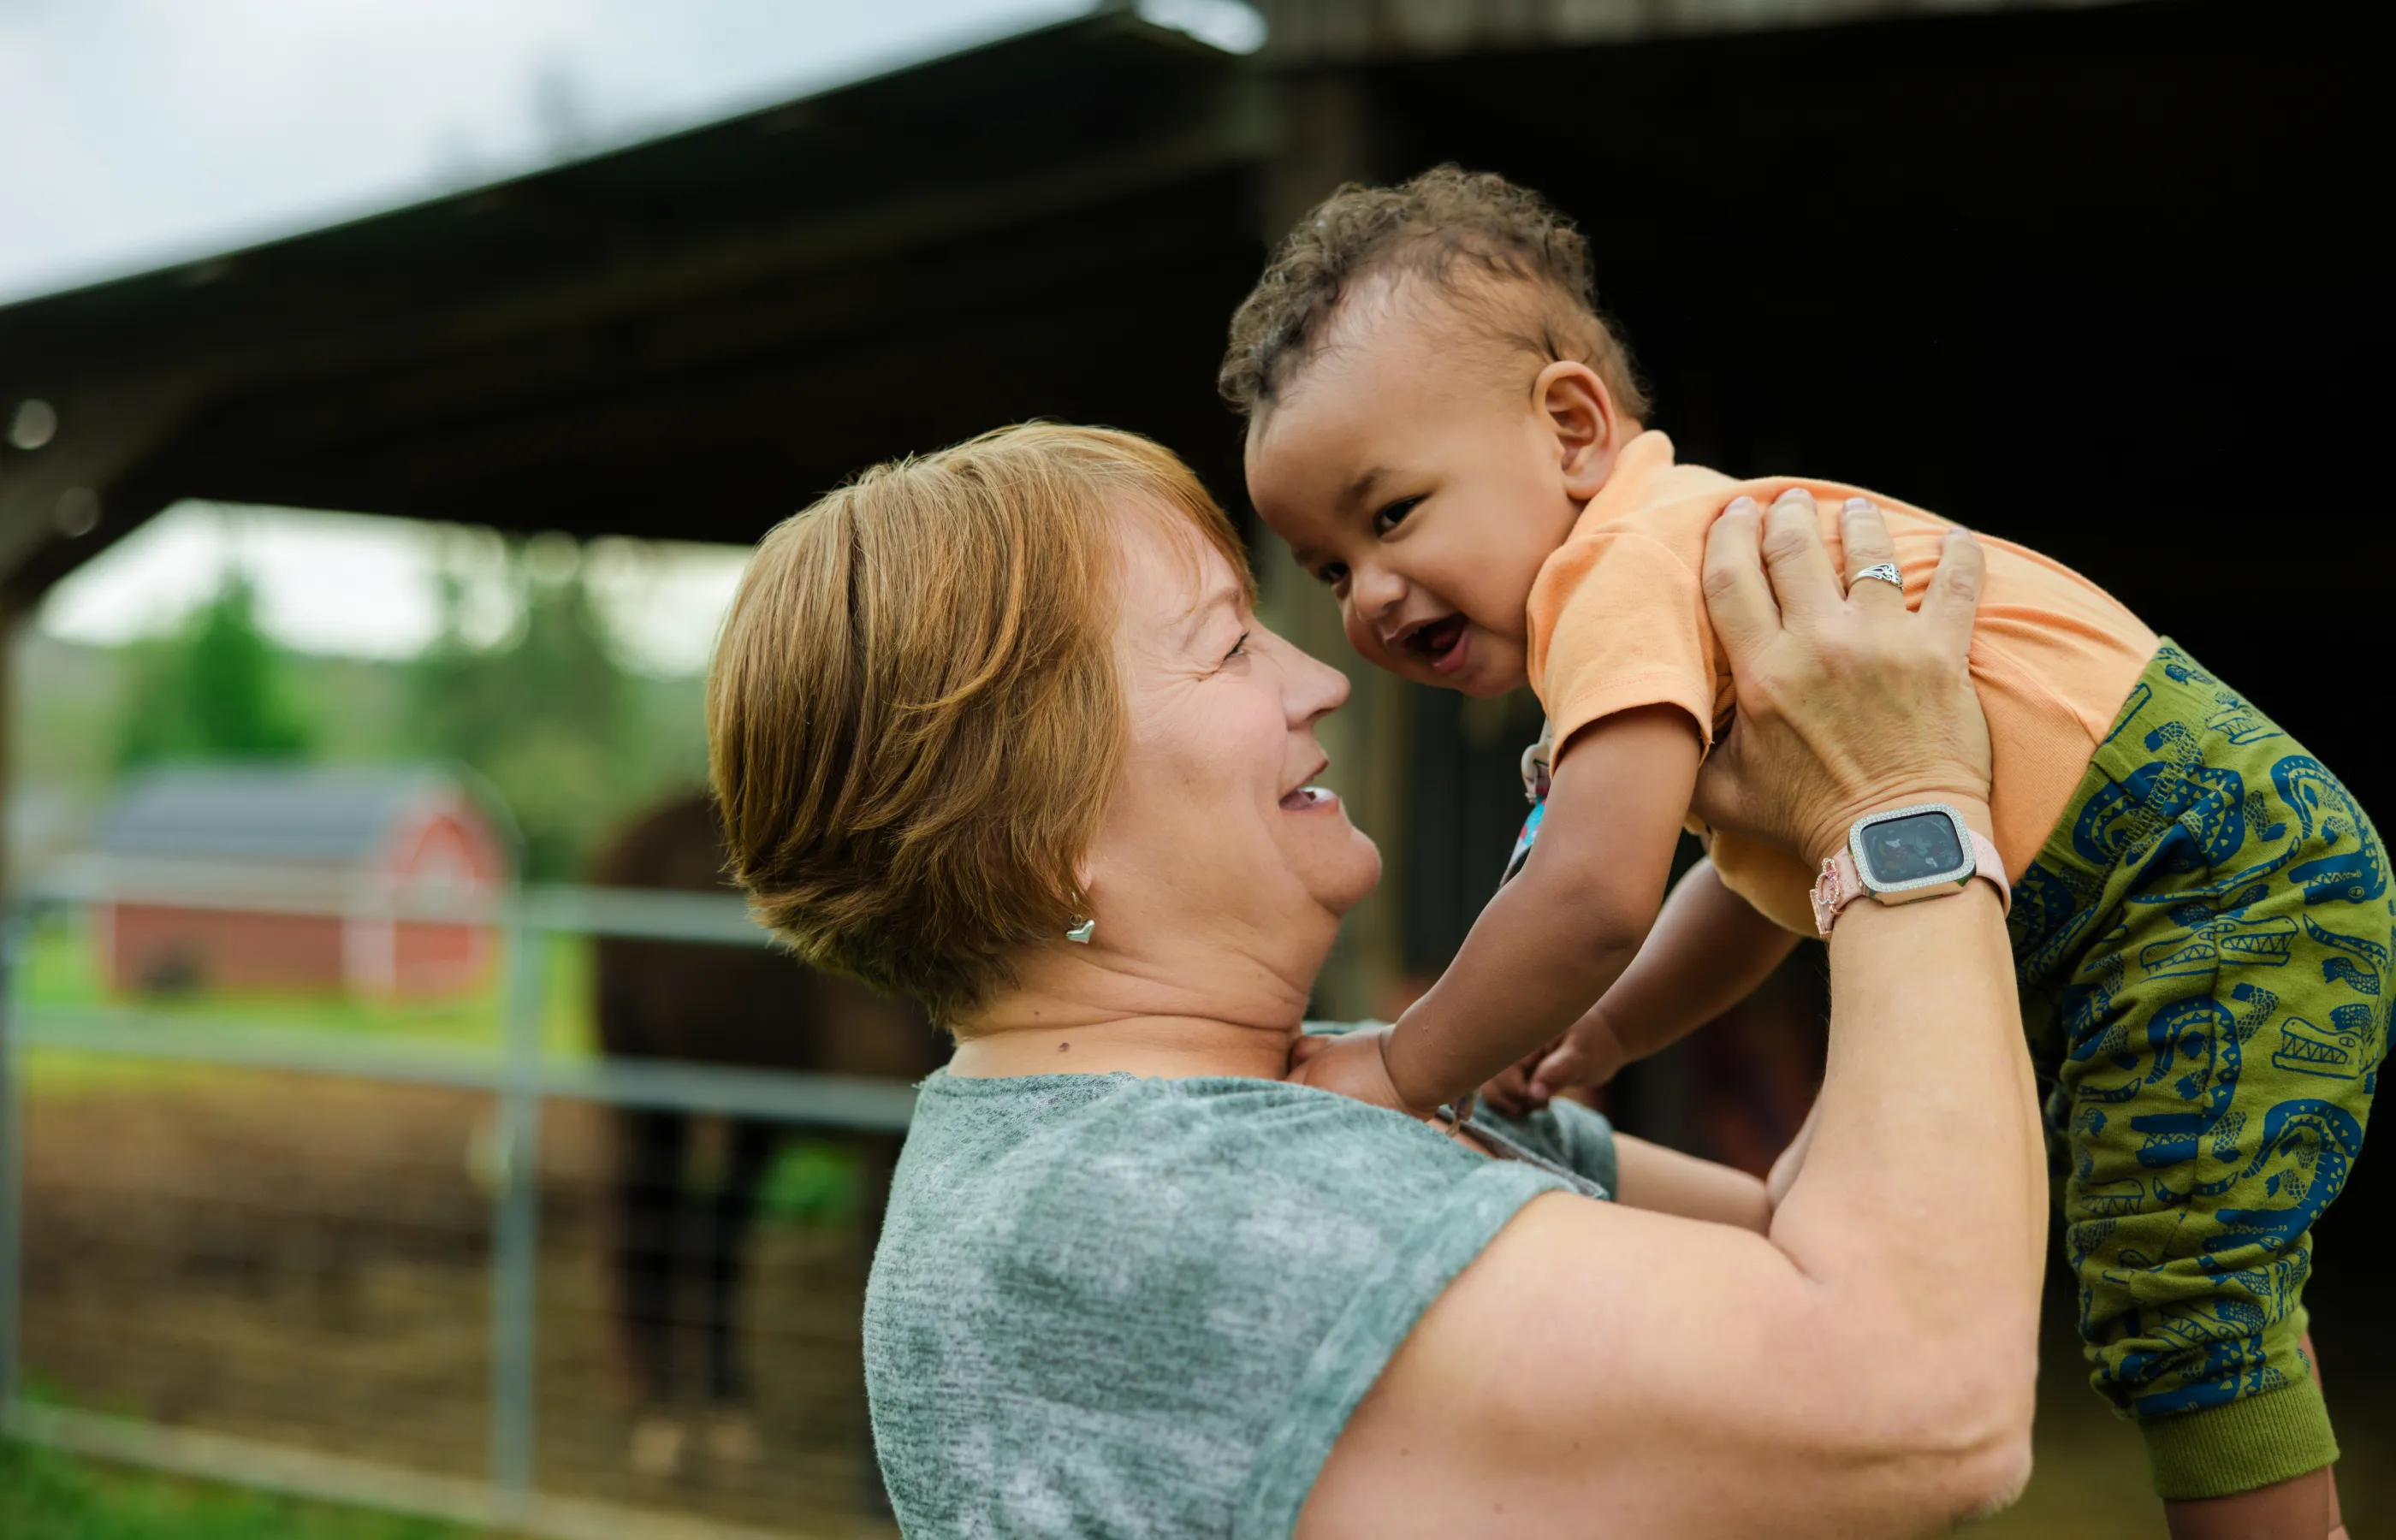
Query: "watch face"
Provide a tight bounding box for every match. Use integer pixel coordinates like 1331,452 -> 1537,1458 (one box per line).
1858,810 -> 1966,887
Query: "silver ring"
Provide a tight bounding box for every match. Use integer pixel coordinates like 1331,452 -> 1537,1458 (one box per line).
1853,562 -> 1904,589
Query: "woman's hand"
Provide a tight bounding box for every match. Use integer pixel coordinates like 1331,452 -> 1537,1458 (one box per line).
1691,489 -> 1993,867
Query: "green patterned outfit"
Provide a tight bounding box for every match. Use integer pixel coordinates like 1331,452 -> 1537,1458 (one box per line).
2011,642 -> 2384,1498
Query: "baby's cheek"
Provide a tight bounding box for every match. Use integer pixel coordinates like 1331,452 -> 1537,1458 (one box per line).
1472,630 -> 1533,694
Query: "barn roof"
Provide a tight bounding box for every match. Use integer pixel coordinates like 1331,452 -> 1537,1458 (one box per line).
0,0 -> 2370,613
0,9 -> 1271,603
92,766 -> 492,868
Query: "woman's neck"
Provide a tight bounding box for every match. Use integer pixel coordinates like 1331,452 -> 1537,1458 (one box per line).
946,941 -> 1312,1082
946,1012 -> 1296,1081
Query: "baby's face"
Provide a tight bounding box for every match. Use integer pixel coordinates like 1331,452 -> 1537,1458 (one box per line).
1243,299 -> 1584,699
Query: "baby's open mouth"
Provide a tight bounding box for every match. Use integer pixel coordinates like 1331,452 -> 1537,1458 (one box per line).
1404,613 -> 1469,669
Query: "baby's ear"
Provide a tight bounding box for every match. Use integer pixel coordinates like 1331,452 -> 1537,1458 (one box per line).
1535,360 -> 1621,499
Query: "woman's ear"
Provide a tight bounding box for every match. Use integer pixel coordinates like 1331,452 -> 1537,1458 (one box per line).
1533,361 -> 1622,501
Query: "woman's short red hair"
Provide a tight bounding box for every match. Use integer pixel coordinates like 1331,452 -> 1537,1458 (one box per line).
708,424 -> 1251,1028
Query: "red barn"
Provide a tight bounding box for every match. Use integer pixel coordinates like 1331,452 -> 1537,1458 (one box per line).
88,767 -> 513,998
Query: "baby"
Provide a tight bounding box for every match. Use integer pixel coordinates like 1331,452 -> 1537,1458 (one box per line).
1226,167 -> 2380,1507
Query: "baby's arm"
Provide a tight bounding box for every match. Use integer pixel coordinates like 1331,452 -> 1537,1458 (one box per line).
1295,704 -> 1701,1116
1525,859 -> 1801,1102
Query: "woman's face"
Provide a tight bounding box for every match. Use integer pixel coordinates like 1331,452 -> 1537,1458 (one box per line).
1080,508 -> 1381,987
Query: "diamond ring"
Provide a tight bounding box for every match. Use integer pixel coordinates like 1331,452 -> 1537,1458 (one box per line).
1853,562 -> 1904,589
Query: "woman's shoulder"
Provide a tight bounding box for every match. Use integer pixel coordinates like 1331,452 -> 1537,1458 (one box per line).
897,1065 -> 1492,1210
865,1067 -> 1596,1538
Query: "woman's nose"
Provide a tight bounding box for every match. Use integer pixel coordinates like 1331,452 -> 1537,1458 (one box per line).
1258,626 -> 1349,723
1287,638 -> 1350,726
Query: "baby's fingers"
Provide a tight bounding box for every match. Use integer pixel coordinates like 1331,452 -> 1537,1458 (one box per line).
1480,1057 -> 1541,1117
1530,1040 -> 1597,1104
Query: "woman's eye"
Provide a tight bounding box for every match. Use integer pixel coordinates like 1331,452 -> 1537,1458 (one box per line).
1373,497 -> 1424,536
1225,631 -> 1250,660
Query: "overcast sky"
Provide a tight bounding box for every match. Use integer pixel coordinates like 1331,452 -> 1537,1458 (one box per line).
4,0 -> 1262,672
0,0 -> 1101,304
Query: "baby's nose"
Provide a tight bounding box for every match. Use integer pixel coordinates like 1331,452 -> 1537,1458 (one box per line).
1350,562 -> 1406,615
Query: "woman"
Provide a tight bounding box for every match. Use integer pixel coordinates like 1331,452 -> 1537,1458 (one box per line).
708,425 -> 2043,1537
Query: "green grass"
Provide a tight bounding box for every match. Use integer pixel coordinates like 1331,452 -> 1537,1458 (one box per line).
10,910 -> 596,1080
0,1440 -> 491,1540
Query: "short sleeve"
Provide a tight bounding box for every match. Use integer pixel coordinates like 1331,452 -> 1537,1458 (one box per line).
1531,530 -> 1718,754
871,1070 -> 1592,1540
1474,1100 -> 1620,1197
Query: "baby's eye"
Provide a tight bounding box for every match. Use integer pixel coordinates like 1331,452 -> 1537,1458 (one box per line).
1373,496 -> 1425,536
1314,561 -> 1350,590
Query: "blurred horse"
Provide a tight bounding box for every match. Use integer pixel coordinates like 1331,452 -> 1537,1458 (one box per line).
590,791 -> 948,1478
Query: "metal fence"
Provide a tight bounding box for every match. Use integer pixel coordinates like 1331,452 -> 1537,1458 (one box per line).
0,865 -> 917,1539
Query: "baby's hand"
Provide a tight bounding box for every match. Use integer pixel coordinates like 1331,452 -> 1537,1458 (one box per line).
1287,1027 -> 1433,1118
1477,1048 -> 1552,1118
1525,1005 -> 1630,1108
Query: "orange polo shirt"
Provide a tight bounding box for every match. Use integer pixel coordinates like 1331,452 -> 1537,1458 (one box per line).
1526,430 -> 2159,933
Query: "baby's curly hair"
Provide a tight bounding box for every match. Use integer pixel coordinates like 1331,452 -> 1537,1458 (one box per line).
1219,165 -> 1652,423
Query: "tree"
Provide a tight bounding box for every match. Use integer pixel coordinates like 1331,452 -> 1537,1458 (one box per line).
116,572 -> 312,769
408,538 -> 629,880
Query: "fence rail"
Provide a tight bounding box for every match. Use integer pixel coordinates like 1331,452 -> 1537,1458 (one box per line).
9,1006 -> 921,1130
0,874 -> 920,1536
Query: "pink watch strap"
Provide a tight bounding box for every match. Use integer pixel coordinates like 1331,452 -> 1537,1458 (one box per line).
1810,829 -> 2009,937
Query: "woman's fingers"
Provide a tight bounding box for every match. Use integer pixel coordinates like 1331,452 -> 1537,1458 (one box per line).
1838,499 -> 1906,608
1917,526 -> 1986,655
1700,497 -> 1783,670
1758,488 -> 1843,622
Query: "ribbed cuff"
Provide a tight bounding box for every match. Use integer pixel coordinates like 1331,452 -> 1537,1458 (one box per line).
2138,1378 -> 2340,1501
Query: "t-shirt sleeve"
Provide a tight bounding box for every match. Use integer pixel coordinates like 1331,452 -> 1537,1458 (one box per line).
1471,1100 -> 1620,1197
1534,530 -> 1718,754
875,1075 -> 1589,1540
1233,1158 -> 1576,1538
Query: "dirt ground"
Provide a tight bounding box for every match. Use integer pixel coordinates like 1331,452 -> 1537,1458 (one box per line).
17,1069 -> 2392,1537
18,1069 -> 896,1537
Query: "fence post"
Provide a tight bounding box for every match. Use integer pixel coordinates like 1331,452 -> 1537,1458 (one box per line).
490,899 -> 544,1511
0,910 -> 22,1419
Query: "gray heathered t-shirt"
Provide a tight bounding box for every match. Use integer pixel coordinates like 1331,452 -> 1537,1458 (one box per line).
863,1063 -> 1617,1539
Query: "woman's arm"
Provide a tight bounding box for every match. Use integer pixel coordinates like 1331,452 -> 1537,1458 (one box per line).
1610,1133 -> 1770,1233
1302,493 -> 2043,1539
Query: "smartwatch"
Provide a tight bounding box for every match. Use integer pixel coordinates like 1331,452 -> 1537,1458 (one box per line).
1810,802 -> 2009,938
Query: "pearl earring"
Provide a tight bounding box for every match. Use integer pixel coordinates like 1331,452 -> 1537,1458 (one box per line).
1065,916 -> 1095,945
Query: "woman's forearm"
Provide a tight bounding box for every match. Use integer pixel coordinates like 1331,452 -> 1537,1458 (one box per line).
1770,808 -> 2046,1433
1612,1133 -> 1771,1233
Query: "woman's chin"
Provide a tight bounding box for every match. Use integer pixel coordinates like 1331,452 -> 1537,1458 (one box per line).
1304,827 -> 1383,916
